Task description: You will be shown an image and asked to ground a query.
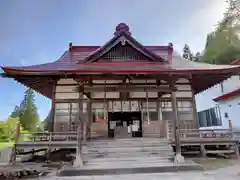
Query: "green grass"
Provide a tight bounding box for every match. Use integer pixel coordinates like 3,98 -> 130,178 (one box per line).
0,142 -> 13,150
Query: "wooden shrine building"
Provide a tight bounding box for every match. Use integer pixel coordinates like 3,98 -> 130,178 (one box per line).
1,23 -> 240,143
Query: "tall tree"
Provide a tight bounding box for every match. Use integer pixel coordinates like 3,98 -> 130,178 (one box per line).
42,109 -> 53,131
10,105 -> 23,118
194,52 -> 201,62
201,0 -> 240,64
182,44 -> 193,61
19,89 -> 40,132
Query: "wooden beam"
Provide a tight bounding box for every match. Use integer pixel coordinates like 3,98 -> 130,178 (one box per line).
78,86 -> 173,92
54,97 -> 193,103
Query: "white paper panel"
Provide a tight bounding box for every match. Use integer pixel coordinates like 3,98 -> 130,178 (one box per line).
176,91 -> 192,97
147,92 -> 158,98
56,85 -> 77,92
176,78 -> 189,83
130,79 -> 156,83
113,101 -> 121,112
122,101 -> 130,111
176,85 -> 192,91
162,94 -> 171,98
54,115 -> 70,122
130,92 -> 146,98
83,102 -> 87,112
106,92 -> 120,98
92,92 -> 105,99
92,103 -> 104,109
92,80 -> 122,84
57,78 -> 77,84
55,92 -> 79,99
130,101 -> 139,111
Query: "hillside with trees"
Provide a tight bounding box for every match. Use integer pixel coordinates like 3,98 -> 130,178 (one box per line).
182,0 -> 240,64
201,0 -> 240,64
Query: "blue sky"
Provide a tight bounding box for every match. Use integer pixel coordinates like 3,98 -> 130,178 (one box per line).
0,0 -> 227,120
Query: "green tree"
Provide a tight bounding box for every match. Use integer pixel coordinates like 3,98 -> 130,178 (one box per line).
205,33 -> 215,48
0,117 -> 27,142
0,121 -> 9,142
201,0 -> 240,64
19,89 -> 40,132
183,44 -> 191,60
10,105 -> 23,118
182,44 -> 195,61
194,52 -> 201,62
42,109 -> 53,131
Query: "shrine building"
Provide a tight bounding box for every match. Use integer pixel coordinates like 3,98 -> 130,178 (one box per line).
1,23 -> 240,140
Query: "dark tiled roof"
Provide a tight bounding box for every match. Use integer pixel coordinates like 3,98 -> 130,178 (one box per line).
2,47 -> 239,74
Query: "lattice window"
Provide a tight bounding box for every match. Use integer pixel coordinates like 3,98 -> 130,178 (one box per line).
59,124 -> 65,131
177,101 -> 192,112
161,101 -> 172,111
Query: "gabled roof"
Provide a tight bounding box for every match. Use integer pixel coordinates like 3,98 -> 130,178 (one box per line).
213,88 -> 240,102
83,23 -> 170,63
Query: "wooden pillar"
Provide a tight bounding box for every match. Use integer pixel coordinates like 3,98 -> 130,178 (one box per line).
78,89 -> 84,140
83,101 -> 87,142
51,80 -> 57,132
191,90 -> 198,129
171,84 -> 184,163
145,80 -> 150,124
103,80 -> 107,121
87,101 -> 92,139
74,126 -> 83,167
157,80 -> 162,121
68,103 -> 73,131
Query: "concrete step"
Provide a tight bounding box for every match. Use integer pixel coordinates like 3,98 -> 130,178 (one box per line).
58,138 -> 203,176
83,159 -> 172,167
89,138 -> 168,144
58,161 -> 203,176
83,150 -> 173,155
83,156 -> 172,163
87,143 -> 170,148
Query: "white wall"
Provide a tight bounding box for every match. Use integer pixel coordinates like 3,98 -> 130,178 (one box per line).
218,96 -> 240,130
196,75 -> 240,112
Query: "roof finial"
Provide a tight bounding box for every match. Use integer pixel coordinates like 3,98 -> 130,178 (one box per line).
114,23 -> 131,36
69,42 -> 73,51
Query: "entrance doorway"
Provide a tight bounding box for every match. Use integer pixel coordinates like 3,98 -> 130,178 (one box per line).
108,112 -> 142,138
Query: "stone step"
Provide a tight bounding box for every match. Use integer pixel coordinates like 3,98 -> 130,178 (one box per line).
86,146 -> 172,153
83,156 -> 172,163
89,139 -> 169,144
83,152 -> 173,159
83,150 -> 173,155
89,139 -> 168,144
87,143 -> 170,148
